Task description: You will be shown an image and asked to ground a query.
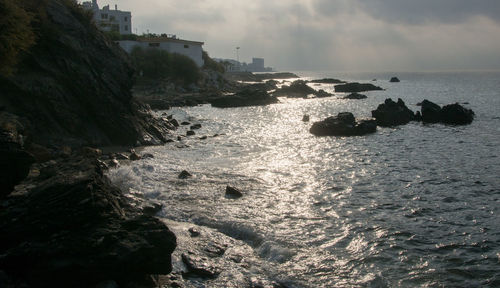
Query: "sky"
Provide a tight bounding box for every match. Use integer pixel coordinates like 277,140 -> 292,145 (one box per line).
91,0 -> 500,72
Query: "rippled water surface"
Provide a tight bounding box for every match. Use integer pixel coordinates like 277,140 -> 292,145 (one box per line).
110,72 -> 500,287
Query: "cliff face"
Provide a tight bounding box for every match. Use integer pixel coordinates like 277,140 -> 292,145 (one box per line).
0,0 -> 171,147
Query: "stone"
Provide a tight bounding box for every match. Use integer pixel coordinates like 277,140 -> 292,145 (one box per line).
181,253 -> 221,278
421,99 -> 442,123
390,77 -> 400,82
440,103 -> 475,125
188,227 -> 201,237
302,115 -> 310,122
199,136 -> 208,140
114,153 -> 129,160
186,130 -> 196,136
142,153 -> 154,159
310,112 -> 377,136
210,87 -> 278,108
181,121 -> 191,126
190,124 -> 202,130
343,93 -> 367,100
308,78 -> 345,84
225,185 -> 244,198
170,119 -> 180,127
129,151 -> 141,161
178,170 -> 193,179
273,80 -> 332,98
371,98 -> 416,126
142,202 -> 163,216
335,82 -> 383,93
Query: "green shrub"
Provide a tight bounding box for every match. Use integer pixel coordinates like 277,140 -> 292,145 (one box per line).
202,51 -> 225,73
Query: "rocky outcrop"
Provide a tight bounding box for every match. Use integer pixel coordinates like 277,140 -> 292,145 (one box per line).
335,82 -> 384,93
390,77 -> 400,82
310,112 -> 377,136
0,0 -> 173,147
371,98 -> 416,126
421,100 -> 475,125
343,93 -> 367,100
210,87 -> 278,108
273,80 -> 332,98
0,156 -> 176,287
309,78 -> 345,84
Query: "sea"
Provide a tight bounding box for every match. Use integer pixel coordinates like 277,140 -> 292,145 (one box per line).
108,71 -> 500,287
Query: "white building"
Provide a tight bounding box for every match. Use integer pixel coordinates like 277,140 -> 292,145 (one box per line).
82,0 -> 132,35
117,37 -> 205,67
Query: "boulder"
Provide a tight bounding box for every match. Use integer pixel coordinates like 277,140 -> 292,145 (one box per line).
210,87 -> 278,108
421,99 -> 442,123
440,103 -> 474,125
190,124 -> 202,130
335,82 -> 383,93
371,98 -> 416,126
187,130 -> 196,136
225,185 -> 243,198
390,77 -> 400,82
273,80 -> 332,98
343,93 -> 367,100
308,78 -> 345,84
0,157 -> 176,287
310,112 -> 377,136
182,253 -> 221,278
178,170 -> 193,179
302,115 -> 310,122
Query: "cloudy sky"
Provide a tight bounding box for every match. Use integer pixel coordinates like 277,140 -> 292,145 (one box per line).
93,0 -> 500,72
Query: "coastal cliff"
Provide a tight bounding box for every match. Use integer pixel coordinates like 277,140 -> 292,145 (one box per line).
0,1 -> 176,286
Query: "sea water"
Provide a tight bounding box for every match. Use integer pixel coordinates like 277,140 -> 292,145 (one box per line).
108,71 -> 500,287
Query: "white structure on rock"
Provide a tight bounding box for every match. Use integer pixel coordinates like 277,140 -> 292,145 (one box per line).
82,0 -> 132,35
118,37 -> 205,67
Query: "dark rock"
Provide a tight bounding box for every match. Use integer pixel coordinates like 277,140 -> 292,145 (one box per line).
114,153 -> 129,160
421,99 -> 442,123
177,136 -> 183,141
210,87 -> 278,108
181,253 -> 221,278
188,227 -> 201,237
309,78 -> 345,84
335,82 -> 384,93
343,93 -> 367,100
0,157 -> 176,287
170,119 -> 180,127
142,202 -> 163,216
199,136 -> 208,140
82,146 -> 103,158
181,121 -> 191,126
109,158 -> 119,168
415,111 -> 422,122
226,185 -> 244,198
302,115 -> 310,122
129,151 -> 141,161
178,170 -> 193,179
390,77 -> 400,82
371,98 -> 416,126
310,112 -> 377,136
440,103 -> 475,125
273,80 -> 332,98
190,124 -> 202,130
26,143 -> 53,163
142,153 -> 154,159
186,130 -> 196,136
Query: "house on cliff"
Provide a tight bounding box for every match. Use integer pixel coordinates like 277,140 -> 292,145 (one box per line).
118,36 -> 205,67
82,0 -> 132,35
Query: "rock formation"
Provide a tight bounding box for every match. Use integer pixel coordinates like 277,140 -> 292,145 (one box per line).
310,112 -> 377,136
335,82 -> 384,93
371,98 -> 416,126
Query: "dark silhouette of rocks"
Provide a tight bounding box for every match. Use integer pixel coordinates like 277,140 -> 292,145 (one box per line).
371,98 -> 416,126
273,80 -> 332,98
302,115 -> 310,122
225,185 -> 244,198
310,112 -> 377,136
343,93 -> 367,100
0,156 -> 176,287
179,170 -> 193,179
309,78 -> 345,84
390,77 -> 400,82
210,87 -> 278,108
421,100 -> 475,125
335,82 -> 383,93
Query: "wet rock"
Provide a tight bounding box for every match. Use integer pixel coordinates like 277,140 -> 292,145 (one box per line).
188,227 -> 201,237
181,121 -> 191,126
142,202 -> 163,216
177,136 -> 183,141
82,146 -> 103,158
273,80 -> 332,98
190,124 -> 202,130
142,153 -> 154,159
390,77 -> 400,82
343,92 -> 367,100
114,153 -> 129,160
225,185 -> 244,198
181,253 -> 221,279
302,115 -> 310,122
421,99 -> 443,123
0,157 -> 176,287
310,112 -> 377,136
170,119 -> 180,127
210,87 -> 278,108
129,150 -> 141,161
199,136 -> 208,140
178,170 -> 193,179
371,98 -> 416,126
186,130 -> 196,136
308,78 -> 345,84
335,82 -> 383,93
204,243 -> 227,257
440,103 -> 475,125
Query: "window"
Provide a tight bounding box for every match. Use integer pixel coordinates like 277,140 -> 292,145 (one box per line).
101,13 -> 108,19
110,16 -> 115,22
124,25 -> 128,31
149,43 -> 160,47
124,17 -> 128,21
184,44 -> 189,49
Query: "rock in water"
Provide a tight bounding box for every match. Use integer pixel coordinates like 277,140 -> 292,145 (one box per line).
421,99 -> 443,123
302,115 -> 310,122
343,93 -> 367,100
273,80 -> 332,98
178,170 -> 193,179
335,82 -> 383,93
210,87 -> 278,108
225,185 -> 244,198
310,112 -> 377,136
371,98 -> 416,126
0,157 -> 176,287
390,77 -> 400,82
440,103 -> 475,125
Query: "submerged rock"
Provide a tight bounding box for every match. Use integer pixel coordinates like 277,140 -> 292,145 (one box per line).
390,77 -> 400,82
371,98 -> 416,126
225,185 -> 244,198
210,87 -> 278,108
440,103 -> 475,125
273,80 -> 332,98
335,82 -> 383,93
310,112 -> 377,136
178,170 -> 193,179
308,78 -> 345,84
343,92 -> 367,100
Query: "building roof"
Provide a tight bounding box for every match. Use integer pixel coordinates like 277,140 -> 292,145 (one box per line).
139,37 -> 204,46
